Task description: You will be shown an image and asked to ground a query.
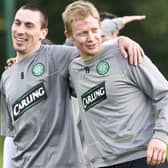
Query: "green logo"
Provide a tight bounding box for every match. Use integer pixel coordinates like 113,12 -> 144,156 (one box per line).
81,82 -> 106,111
12,83 -> 47,121
32,63 -> 45,77
96,61 -> 109,75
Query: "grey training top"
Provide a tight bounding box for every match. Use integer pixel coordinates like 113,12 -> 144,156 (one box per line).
69,44 -> 168,168
0,45 -> 85,168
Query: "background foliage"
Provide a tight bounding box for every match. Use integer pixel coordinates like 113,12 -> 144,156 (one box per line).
0,0 -> 168,167
0,0 -> 168,77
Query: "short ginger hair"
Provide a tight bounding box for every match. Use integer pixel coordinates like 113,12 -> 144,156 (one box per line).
62,0 -> 100,33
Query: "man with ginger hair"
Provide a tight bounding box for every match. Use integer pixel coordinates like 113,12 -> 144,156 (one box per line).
62,1 -> 168,168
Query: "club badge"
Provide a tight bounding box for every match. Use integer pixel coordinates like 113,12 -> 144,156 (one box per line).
96,61 -> 109,75
32,63 -> 45,77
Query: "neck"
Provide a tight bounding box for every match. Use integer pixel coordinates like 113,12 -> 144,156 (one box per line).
81,54 -> 98,61
81,47 -> 103,61
16,44 -> 41,63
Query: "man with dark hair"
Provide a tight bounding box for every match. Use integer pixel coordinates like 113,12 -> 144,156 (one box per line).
1,4 -> 83,168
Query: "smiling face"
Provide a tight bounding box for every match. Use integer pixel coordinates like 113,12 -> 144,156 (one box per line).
68,16 -> 102,59
62,0 -> 102,59
11,8 -> 48,56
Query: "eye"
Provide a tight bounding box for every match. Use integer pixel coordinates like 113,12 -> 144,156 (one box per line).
92,28 -> 99,33
14,20 -> 21,26
25,23 -> 34,28
77,31 -> 88,37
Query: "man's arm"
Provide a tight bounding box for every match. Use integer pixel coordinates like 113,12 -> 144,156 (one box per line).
4,57 -> 16,69
127,55 -> 168,166
3,137 -> 16,168
6,38 -> 144,67
117,36 -> 144,65
121,15 -> 146,26
102,15 -> 146,34
1,80 -> 16,168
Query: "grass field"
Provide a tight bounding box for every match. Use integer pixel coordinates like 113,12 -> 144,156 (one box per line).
0,137 -> 4,167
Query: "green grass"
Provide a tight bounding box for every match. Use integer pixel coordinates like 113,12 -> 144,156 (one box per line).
0,137 -> 4,168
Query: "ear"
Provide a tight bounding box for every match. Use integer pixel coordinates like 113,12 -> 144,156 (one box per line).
64,30 -> 73,42
40,28 -> 48,40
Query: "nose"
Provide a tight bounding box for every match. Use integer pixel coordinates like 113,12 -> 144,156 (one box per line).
87,31 -> 95,41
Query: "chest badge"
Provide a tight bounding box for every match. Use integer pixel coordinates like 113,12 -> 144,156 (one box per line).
32,63 -> 45,77
96,61 -> 109,75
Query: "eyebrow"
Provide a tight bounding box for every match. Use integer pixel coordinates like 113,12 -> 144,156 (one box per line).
14,18 -> 35,25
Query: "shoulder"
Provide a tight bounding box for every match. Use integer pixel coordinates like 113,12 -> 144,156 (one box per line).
69,56 -> 82,69
40,44 -> 76,54
0,67 -> 12,87
43,44 -> 76,51
42,44 -> 78,60
102,42 -> 126,62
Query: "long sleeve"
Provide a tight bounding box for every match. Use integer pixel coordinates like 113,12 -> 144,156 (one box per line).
0,79 -> 14,137
128,55 -> 168,143
3,137 -> 16,168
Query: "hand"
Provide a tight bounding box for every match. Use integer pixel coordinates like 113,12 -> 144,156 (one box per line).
118,36 -> 144,65
122,15 -> 146,25
147,138 -> 167,166
4,57 -> 16,69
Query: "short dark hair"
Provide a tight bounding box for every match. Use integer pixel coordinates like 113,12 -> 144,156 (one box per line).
20,4 -> 48,29
100,12 -> 117,21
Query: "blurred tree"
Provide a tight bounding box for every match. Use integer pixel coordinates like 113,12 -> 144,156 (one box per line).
122,0 -> 168,78
0,0 -> 5,75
